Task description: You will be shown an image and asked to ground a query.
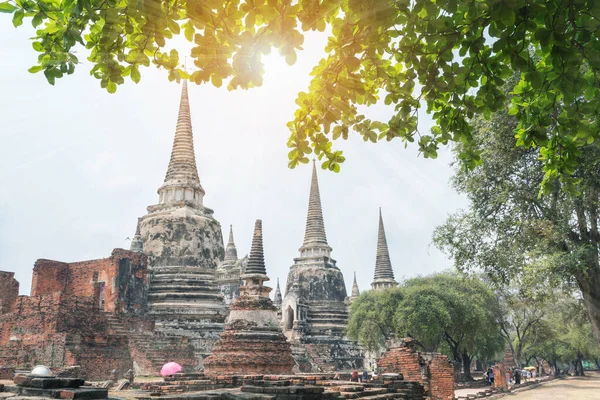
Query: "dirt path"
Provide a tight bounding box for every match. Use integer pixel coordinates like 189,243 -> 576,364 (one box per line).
507,375 -> 600,399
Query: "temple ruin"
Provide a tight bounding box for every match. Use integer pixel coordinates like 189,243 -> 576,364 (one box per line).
204,220 -> 294,376
0,81 -> 439,386
281,161 -> 363,371
371,209 -> 398,291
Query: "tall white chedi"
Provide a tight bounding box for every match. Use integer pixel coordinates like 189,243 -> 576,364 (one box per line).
134,81 -> 227,363
281,161 -> 363,372
371,208 -> 398,290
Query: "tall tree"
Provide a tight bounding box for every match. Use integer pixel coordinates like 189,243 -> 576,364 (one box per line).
347,272 -> 504,381
494,285 -> 551,369
1,1 -> 599,187
434,77 -> 600,345
347,287 -> 403,354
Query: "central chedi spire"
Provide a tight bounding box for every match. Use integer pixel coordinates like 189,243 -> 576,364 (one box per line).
204,220 -> 295,377
299,160 -> 332,257
157,80 -> 206,208
133,81 -> 227,369
216,224 -> 248,306
223,225 -> 238,264
371,208 -> 398,290
281,161 -> 363,372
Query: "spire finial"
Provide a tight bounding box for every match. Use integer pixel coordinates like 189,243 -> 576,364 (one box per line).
273,277 -> 282,306
301,160 -> 329,249
372,208 -> 397,288
130,218 -> 143,252
243,219 -> 269,279
224,224 -> 238,264
351,271 -> 360,298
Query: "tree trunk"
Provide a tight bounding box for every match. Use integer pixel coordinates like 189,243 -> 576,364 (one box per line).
578,269 -> 600,346
577,356 -> 585,376
552,359 -> 559,377
462,350 -> 473,381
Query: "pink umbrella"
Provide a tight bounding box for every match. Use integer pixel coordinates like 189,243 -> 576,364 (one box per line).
160,362 -> 182,377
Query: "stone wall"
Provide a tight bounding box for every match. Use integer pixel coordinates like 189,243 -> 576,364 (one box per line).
378,340 -> 454,400
31,260 -> 69,296
0,292 -> 133,378
427,354 -> 455,400
0,271 -> 19,315
30,249 -> 147,314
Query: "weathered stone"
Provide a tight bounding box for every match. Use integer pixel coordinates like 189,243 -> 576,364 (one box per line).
371,209 -> 397,291
138,81 -> 228,366
377,339 -> 454,400
281,162 -> 363,372
204,221 -> 295,377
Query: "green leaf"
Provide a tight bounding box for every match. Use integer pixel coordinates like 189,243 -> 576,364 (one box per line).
107,81 -> 117,93
0,1 -> 17,13
130,66 -> 140,83
285,50 -> 297,66
28,65 -> 44,73
43,68 -> 55,85
31,13 -> 42,27
12,8 -> 23,27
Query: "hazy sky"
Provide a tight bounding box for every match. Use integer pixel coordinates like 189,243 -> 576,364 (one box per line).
0,20 -> 466,296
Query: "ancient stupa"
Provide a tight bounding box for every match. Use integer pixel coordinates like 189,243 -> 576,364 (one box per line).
204,220 -> 295,376
216,225 -> 248,307
349,272 -> 360,301
135,81 -> 227,362
281,161 -> 363,371
371,208 -> 398,290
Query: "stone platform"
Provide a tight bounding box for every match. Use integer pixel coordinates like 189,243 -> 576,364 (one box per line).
132,373 -> 425,400
1,375 -> 109,400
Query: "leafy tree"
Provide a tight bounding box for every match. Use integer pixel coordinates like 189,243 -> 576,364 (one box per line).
347,272 -> 504,381
346,287 -> 403,354
525,294 -> 600,376
1,0 -> 599,187
433,76 -> 600,346
495,285 -> 551,368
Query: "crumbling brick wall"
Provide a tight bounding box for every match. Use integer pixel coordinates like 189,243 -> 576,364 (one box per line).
30,249 -> 147,314
378,339 -> 455,400
0,271 -> 19,315
493,363 -> 508,391
428,354 -> 455,400
0,294 -> 108,346
31,260 -> 70,296
65,335 -> 133,379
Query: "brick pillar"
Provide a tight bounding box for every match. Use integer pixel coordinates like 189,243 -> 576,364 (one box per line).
493,364 -> 508,391
0,271 -> 19,315
429,355 -> 455,400
378,339 -> 455,400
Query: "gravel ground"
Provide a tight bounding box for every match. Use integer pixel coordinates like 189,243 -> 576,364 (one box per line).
506,374 -> 600,399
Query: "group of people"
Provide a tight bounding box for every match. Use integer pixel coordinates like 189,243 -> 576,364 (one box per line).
484,366 -> 537,386
506,367 -> 536,385
349,362 -> 379,383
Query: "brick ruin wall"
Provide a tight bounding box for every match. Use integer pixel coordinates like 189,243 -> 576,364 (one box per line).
0,293 -> 131,378
0,271 -> 19,315
31,249 -> 147,315
0,250 -> 148,378
378,341 -> 454,400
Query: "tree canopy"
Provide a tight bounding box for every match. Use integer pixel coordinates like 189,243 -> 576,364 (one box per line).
347,272 -> 504,380
433,75 -> 600,346
1,0 -> 599,190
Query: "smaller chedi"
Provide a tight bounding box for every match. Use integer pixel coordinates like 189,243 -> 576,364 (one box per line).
204,220 -> 295,376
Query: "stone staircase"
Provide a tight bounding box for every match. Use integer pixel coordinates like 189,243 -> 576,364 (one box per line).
103,312 -> 129,336
101,312 -> 197,375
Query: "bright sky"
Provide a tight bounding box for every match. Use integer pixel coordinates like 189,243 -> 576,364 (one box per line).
0,20 -> 467,296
